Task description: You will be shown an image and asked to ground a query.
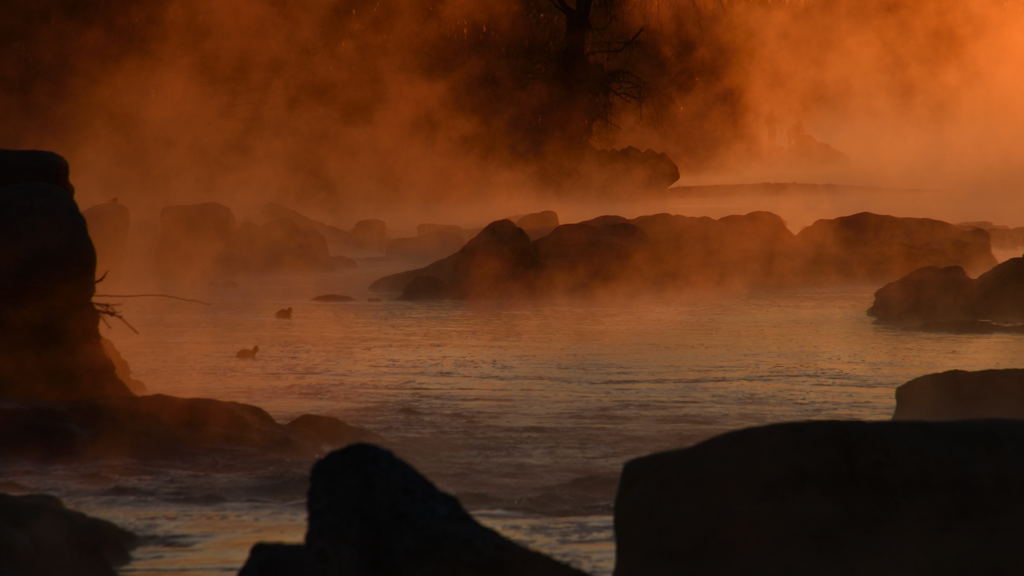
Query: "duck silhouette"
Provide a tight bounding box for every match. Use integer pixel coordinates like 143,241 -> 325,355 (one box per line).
236,345 -> 259,359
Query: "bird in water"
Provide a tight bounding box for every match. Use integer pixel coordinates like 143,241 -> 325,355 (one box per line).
236,345 -> 259,359
275,307 -> 292,319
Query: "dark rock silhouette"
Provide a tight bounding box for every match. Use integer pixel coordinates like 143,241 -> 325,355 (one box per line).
515,210 -> 559,239
869,257 -> 1024,328
239,444 -> 587,576
534,216 -> 650,295
1,151 -> 381,466
275,307 -> 293,319
894,369 -> 1024,420
0,149 -> 73,192
974,257 -> 1024,322
867,265 -> 976,326
794,212 -> 996,282
312,293 -> 354,302
100,336 -> 146,394
615,420 -> 1024,576
0,394 -> 379,461
0,149 -> 129,400
586,146 -> 680,191
0,493 -> 137,576
373,211 -> 996,300
83,200 -> 131,278
373,220 -> 536,299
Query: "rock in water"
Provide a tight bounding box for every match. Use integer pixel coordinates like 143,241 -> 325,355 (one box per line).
615,420 -> 1024,576
0,149 -> 129,400
867,265 -> 977,326
240,444 -> 587,576
795,212 -> 997,282
974,257 -> 1024,322
894,369 -> 1024,420
0,492 -> 137,576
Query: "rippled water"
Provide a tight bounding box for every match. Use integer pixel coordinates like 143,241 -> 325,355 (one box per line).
15,270 -> 1024,575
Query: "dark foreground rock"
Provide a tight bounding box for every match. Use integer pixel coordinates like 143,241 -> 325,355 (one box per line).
0,492 -> 137,576
869,257 -> 1024,328
0,394 -> 381,462
615,420 -> 1024,576
894,369 -> 1024,420
240,444 -> 587,576
0,149 -> 129,400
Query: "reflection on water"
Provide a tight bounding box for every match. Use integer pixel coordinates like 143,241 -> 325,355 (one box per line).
19,282 -> 1024,574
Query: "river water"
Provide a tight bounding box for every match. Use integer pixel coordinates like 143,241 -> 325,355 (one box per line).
9,266 -> 1024,575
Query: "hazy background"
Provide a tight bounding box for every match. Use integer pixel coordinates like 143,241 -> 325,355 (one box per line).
3,0 -> 1023,227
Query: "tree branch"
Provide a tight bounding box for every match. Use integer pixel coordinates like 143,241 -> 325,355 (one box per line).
587,27 -> 644,56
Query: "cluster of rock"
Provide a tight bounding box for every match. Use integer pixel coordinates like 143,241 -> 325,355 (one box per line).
0,149 -> 378,462
868,256 -> 1024,329
244,370 -> 1024,576
960,221 -> 1024,253
372,211 -> 996,299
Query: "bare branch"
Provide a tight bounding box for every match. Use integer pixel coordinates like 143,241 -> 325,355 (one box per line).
94,302 -> 140,335
548,0 -> 573,15
587,27 -> 644,56
94,293 -> 212,305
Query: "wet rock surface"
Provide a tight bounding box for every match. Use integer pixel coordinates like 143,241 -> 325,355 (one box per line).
240,444 -> 588,576
894,369 -> 1024,420
0,492 -> 138,576
615,419 -> 1024,576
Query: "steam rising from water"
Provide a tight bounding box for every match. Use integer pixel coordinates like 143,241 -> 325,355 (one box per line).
3,0 -> 1024,225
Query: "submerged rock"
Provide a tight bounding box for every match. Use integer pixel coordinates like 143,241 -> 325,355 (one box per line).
240,444 -> 587,576
0,149 -> 129,401
894,369 -> 1024,420
0,492 -> 137,576
312,293 -> 354,302
615,419 -> 1024,576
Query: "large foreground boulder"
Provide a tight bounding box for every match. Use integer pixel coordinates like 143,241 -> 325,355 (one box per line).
0,493 -> 137,576
0,149 -> 129,400
894,369 -> 1024,420
240,444 -> 586,576
616,420 -> 1024,576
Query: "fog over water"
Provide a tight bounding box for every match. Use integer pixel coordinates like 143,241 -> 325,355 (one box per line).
10,282 -> 1007,574
5,1 -> 1024,574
